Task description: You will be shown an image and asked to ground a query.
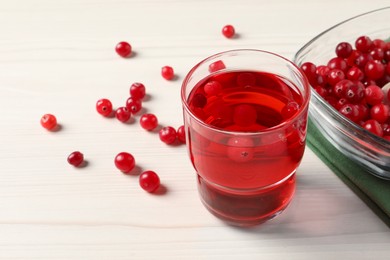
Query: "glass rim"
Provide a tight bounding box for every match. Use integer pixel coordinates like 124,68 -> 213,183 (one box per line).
181,48 -> 311,136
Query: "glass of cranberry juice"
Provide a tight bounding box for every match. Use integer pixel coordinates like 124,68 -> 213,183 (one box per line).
181,49 -> 310,226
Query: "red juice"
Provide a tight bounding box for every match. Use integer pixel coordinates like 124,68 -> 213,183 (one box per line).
185,70 -> 307,225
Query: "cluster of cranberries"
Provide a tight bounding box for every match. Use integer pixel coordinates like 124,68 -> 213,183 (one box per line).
40,25 -> 236,193
301,35 -> 390,140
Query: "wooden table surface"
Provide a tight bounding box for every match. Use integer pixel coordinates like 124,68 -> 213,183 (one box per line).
0,0 -> 389,259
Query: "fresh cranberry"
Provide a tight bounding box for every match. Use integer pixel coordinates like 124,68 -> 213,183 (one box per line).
222,25 -> 235,38
40,114 -> 57,130
114,152 -> 135,173
382,123 -> 390,136
327,69 -> 345,86
370,104 -> 389,123
327,57 -> 348,72
346,66 -> 364,81
369,48 -> 385,61
191,93 -> 207,108
355,53 -> 373,68
204,80 -> 222,96
347,50 -> 361,67
161,66 -> 174,80
355,104 -> 369,122
344,81 -> 365,104
336,98 -> 348,110
139,170 -> 160,193
67,151 -> 84,167
386,63 -> 390,75
140,113 -> 158,131
208,60 -> 226,73
362,119 -> 383,137
130,82 -> 146,100
314,86 -> 327,98
233,104 -> 257,127
126,97 -> 142,114
365,60 -> 385,80
301,62 -> 317,85
159,126 -> 177,144
115,107 -> 131,123
373,39 -> 386,49
96,98 -> 113,117
333,79 -> 353,98
316,65 -> 330,77
364,85 -> 384,105
177,125 -> 186,144
355,36 -> 373,53
115,41 -> 132,57
338,103 -> 359,123
335,42 -> 353,58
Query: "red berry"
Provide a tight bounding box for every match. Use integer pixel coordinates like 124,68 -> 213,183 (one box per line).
365,85 -> 384,105
130,82 -> 146,100
139,170 -> 160,193
67,151 -> 84,167
335,42 -> 353,58
222,25 -> 235,38
114,152 -> 135,173
370,104 -> 389,123
338,103 -> 359,123
204,80 -> 222,96
208,60 -> 226,73
301,62 -> 317,85
159,126 -> 177,144
327,57 -> 348,72
115,107 -> 131,123
191,93 -> 207,108
327,69 -> 345,86
126,97 -> 142,114
40,114 -> 57,130
140,113 -> 158,131
355,36 -> 373,53
161,66 -> 174,80
346,66 -> 364,81
96,98 -> 113,117
177,125 -> 186,144
344,81 -> 365,104
333,79 -> 353,98
365,60 -> 385,80
362,119 -> 383,137
369,48 -> 385,61
115,41 -> 132,57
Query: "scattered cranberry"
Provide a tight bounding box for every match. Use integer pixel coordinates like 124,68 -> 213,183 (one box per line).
177,125 -> 186,144
126,97 -> 142,114
355,36 -> 373,53
363,119 -> 383,137
115,107 -> 131,123
114,152 -> 135,173
115,41 -> 132,57
364,60 -> 385,80
67,151 -> 84,167
336,42 -> 353,58
204,81 -> 222,96
40,114 -> 57,130
222,25 -> 235,38
96,98 -> 113,117
130,82 -> 146,100
140,113 -> 158,131
139,170 -> 160,193
370,104 -> 389,123
191,93 -> 207,108
365,85 -> 384,105
159,126 -> 177,144
161,66 -> 174,80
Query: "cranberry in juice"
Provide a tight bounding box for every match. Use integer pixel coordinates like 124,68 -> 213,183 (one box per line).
186,70 -> 306,225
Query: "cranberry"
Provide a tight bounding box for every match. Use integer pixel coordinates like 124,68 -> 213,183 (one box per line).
161,66 -> 174,80
316,65 -> 330,77
347,50 -> 361,67
327,57 -> 348,72
96,98 -> 113,117
140,113 -> 158,131
130,82 -> 146,100
333,79 -> 353,98
364,85 -> 384,105
355,36 -> 373,53
233,104 -> 257,127
369,48 -> 385,61
355,53 -> 373,68
362,119 -> 383,137
114,152 -> 135,173
115,41 -> 132,57
222,25 -> 235,38
370,104 -> 389,123
139,170 -> 160,193
204,80 -> 222,96
115,107 -> 131,123
365,60 -> 385,80
346,66 -> 364,81
339,103 -> 359,123
373,39 -> 386,49
314,86 -> 327,98
344,81 -> 365,104
382,123 -> 390,136
327,69 -> 345,86
40,114 -> 57,130
208,60 -> 226,73
191,93 -> 207,108
159,126 -> 177,144
177,125 -> 186,144
386,63 -> 390,75
67,151 -> 84,167
227,137 -> 254,163
336,98 -> 348,110
126,97 -> 142,114
335,42 -> 353,58
301,62 -> 317,85
355,104 -> 369,122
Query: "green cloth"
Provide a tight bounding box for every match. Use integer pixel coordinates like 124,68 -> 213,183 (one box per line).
307,118 -> 390,227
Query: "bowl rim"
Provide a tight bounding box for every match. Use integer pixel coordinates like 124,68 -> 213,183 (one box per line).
294,6 -> 390,146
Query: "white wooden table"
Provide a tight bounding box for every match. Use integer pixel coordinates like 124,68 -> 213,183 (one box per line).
0,1 -> 389,259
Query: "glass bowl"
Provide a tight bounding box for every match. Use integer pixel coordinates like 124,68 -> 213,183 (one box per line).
294,7 -> 390,179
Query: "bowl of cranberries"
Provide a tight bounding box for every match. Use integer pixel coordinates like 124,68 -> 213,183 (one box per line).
294,7 -> 390,179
